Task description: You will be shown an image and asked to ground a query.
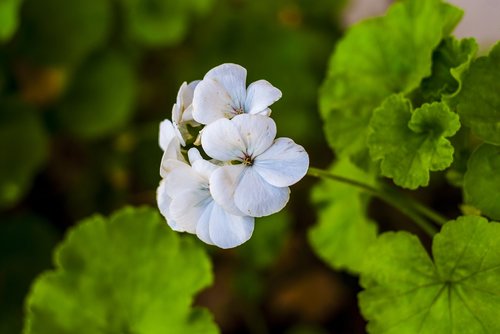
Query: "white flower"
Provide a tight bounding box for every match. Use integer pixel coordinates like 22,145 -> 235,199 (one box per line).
201,114 -> 309,217
172,81 -> 200,146
192,63 -> 282,125
158,148 -> 255,249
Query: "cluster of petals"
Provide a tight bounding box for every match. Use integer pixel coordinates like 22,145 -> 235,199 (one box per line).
157,63 -> 309,248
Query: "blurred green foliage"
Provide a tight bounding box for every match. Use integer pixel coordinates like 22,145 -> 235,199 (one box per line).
0,0 -> 346,332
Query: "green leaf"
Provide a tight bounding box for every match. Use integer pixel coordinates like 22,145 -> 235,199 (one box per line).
463,144 -> 500,220
121,0 -> 214,46
454,42 -> 500,145
18,0 -> 111,66
0,98 -> 48,208
418,37 -> 478,103
0,0 -> 22,42
55,51 -> 137,139
24,206 -> 219,334
308,159 -> 378,274
368,94 -> 460,189
359,216 -> 500,334
320,0 -> 462,160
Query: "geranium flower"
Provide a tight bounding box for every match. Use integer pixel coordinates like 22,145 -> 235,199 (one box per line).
201,114 -> 309,217
172,81 -> 200,146
192,63 -> 282,125
158,148 -> 255,249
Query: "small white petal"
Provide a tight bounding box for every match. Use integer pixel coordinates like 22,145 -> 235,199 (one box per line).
157,180 -> 177,230
170,188 -> 211,234
204,63 -> 247,107
159,154 -> 186,178
253,138 -> 309,187
188,148 -> 219,180
234,168 -> 290,217
159,119 -> 177,151
231,114 -> 276,157
209,165 -> 246,216
208,204 -> 254,249
179,80 -> 200,109
245,80 -> 282,114
192,78 -> 236,124
201,118 -> 246,161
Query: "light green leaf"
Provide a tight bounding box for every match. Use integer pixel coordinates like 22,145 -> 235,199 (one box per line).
359,216 -> 500,334
121,0 -> 214,46
464,144 -> 500,220
368,94 -> 460,189
18,0 -> 111,66
55,51 -> 136,139
320,0 -> 462,160
0,0 -> 22,42
0,98 -> 48,208
418,37 -> 478,103
24,207 -> 219,334
454,42 -> 500,145
308,159 -> 378,274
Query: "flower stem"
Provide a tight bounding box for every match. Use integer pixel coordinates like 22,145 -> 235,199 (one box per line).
307,167 -> 439,237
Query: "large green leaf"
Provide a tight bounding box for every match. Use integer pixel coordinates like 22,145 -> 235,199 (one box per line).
463,144 -> 500,220
368,94 -> 460,189
308,159 -> 378,274
359,216 -> 500,334
18,0 -> 111,66
0,98 -> 48,208
454,42 -> 500,145
0,0 -> 22,42
320,0 -> 462,160
24,207 -> 219,334
55,51 -> 136,139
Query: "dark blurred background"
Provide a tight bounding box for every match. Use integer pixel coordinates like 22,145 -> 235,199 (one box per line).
0,0 -> 497,333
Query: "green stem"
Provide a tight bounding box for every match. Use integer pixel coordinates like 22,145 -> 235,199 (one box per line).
408,199 -> 448,226
307,167 -> 439,236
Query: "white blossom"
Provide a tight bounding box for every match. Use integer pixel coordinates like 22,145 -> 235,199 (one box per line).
192,63 -> 282,125
158,148 -> 255,249
201,114 -> 309,217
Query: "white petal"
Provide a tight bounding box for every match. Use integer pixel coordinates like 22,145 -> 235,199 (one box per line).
188,148 -> 219,180
208,204 -> 254,249
204,63 -> 247,107
159,154 -> 186,178
179,80 -> 200,109
253,138 -> 309,187
231,114 -> 276,157
234,168 -> 290,217
245,80 -> 282,114
157,180 -> 177,230
192,78 -> 236,125
196,201 -> 215,245
201,118 -> 246,161
170,188 -> 211,234
159,119 -> 177,151
164,162 -> 204,198
209,165 -> 246,216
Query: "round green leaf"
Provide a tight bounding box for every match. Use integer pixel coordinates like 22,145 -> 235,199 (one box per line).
55,52 -> 137,139
0,98 -> 48,208
359,216 -> 500,334
24,206 -> 219,334
455,42 -> 500,145
464,144 -> 500,220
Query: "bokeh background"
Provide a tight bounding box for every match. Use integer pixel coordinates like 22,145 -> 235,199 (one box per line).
1,0 -> 498,333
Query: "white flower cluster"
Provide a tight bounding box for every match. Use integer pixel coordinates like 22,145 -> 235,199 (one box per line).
157,63 -> 309,249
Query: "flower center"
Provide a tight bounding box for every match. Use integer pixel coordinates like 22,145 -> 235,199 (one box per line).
232,106 -> 244,115
242,154 -> 253,166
